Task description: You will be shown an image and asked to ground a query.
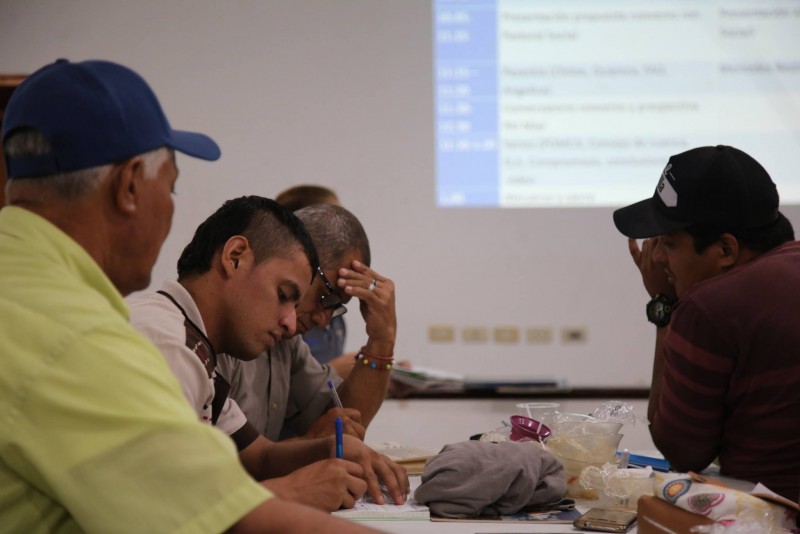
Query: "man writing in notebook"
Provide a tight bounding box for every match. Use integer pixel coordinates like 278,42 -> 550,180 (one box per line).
219,203 -> 397,442
128,196 -> 409,510
614,145 -> 800,501
0,58 -> 378,533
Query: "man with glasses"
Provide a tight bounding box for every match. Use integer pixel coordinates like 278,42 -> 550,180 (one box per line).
273,185 -> 349,370
219,203 -> 398,442
128,197 -> 408,511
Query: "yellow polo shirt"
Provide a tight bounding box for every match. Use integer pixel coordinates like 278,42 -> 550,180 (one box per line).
0,206 -> 270,533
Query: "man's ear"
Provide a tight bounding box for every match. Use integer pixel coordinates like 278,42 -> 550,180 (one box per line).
110,156 -> 145,216
220,235 -> 252,277
717,233 -> 740,268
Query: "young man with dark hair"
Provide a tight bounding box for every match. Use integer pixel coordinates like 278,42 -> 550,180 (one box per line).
220,204 -> 398,446
128,196 -> 409,511
614,145 -> 800,501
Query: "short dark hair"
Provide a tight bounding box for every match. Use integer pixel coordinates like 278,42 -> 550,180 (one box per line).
295,204 -> 370,269
177,195 -> 319,281
687,211 -> 795,254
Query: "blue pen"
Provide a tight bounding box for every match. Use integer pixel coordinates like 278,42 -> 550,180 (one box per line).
335,417 -> 344,459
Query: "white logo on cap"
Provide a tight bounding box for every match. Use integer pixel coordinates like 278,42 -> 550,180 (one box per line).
657,163 -> 678,207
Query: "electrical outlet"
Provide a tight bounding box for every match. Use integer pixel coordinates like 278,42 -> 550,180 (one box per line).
493,326 -> 520,344
526,326 -> 553,344
561,326 -> 588,344
462,326 -> 488,343
428,324 -> 455,343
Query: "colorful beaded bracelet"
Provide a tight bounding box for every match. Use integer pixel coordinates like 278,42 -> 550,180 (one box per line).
355,352 -> 394,370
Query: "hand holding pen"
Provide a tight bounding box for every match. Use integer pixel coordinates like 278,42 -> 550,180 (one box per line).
302,407 -> 366,440
288,379 -> 365,440
334,434 -> 411,506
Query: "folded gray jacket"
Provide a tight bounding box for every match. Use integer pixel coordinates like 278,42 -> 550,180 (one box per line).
414,440 -> 565,518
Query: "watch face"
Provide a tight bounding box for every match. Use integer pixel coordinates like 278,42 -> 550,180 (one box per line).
647,296 -> 673,326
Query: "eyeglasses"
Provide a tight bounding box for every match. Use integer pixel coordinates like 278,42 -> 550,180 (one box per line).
316,266 -> 348,318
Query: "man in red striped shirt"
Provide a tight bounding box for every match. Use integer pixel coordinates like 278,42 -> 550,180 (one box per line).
614,145 -> 800,502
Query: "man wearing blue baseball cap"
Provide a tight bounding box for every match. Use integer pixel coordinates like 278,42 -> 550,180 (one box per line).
0,59 -> 379,533
613,145 -> 800,502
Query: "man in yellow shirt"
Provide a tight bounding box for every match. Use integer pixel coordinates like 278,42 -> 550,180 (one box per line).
0,59 -> 377,533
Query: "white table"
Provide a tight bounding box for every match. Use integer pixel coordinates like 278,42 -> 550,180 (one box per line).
367,397 -> 655,453
354,397 -> 655,533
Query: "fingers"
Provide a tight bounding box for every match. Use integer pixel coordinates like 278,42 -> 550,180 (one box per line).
327,408 -> 365,439
339,438 -> 410,506
303,408 -> 364,440
634,237 -> 676,299
638,237 -> 660,273
355,450 -> 409,505
341,417 -> 366,440
368,454 -> 410,505
263,460 -> 368,512
340,460 -> 368,507
337,261 -> 397,347
628,238 -> 642,265
362,465 -> 385,505
337,261 -> 394,298
328,407 -> 362,424
367,453 -> 410,504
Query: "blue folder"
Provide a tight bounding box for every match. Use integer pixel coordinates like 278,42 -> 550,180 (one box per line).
617,452 -> 671,472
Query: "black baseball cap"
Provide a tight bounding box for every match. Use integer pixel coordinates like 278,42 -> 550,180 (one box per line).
2,59 -> 220,179
613,145 -> 779,238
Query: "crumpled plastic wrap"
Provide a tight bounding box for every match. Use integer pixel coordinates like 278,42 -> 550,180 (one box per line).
590,400 -> 641,426
579,462 -> 654,508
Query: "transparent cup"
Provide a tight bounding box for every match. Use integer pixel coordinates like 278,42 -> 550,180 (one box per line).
545,432 -> 624,500
542,411 -> 623,437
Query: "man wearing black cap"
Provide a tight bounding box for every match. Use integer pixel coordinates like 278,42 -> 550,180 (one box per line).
0,59 -> 379,533
614,145 -> 800,502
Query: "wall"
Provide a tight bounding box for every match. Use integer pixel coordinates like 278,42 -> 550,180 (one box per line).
2,1 -> 796,386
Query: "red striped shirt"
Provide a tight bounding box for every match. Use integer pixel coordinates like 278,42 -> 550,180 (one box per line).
652,241 -> 800,502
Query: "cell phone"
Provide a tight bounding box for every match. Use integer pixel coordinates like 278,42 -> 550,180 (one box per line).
573,507 -> 637,532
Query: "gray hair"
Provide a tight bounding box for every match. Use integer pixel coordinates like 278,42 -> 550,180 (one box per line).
4,128 -> 169,202
295,204 -> 370,269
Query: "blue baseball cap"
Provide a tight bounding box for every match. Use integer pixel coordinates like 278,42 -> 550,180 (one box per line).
2,59 -> 220,179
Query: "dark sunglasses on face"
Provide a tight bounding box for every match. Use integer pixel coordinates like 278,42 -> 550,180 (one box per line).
316,266 -> 348,318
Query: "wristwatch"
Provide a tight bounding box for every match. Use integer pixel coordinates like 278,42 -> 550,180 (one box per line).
646,294 -> 676,327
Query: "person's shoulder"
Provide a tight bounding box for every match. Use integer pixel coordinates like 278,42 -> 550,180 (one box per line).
680,241 -> 800,319
275,335 -> 317,370
761,240 -> 800,259
127,287 -> 182,311
127,291 -> 184,341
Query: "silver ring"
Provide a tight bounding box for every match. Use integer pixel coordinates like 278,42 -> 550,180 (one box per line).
368,279 -> 378,291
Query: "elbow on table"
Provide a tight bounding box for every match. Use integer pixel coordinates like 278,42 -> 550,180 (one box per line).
650,424 -> 718,474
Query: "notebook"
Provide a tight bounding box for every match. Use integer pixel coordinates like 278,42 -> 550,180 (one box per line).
332,475 -> 430,521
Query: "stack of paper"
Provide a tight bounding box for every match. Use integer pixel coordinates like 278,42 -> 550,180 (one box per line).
390,366 -> 465,393
369,441 -> 441,476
